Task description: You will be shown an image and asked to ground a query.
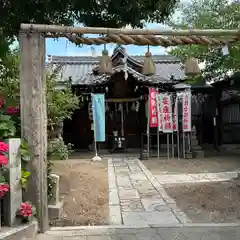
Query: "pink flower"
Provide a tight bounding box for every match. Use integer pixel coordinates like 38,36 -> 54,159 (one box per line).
0,142 -> 8,153
0,155 -> 8,166
20,202 -> 33,217
0,184 -> 9,198
6,106 -> 18,115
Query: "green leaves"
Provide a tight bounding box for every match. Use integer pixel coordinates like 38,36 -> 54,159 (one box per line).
20,140 -> 31,162
46,66 -> 80,130
19,140 -> 31,188
47,138 -> 73,160
0,0 -> 179,47
0,116 -> 16,138
20,169 -> 31,189
0,174 -> 6,183
168,0 -> 240,82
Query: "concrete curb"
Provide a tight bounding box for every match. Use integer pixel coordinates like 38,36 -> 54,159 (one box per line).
108,158 -> 122,225
0,221 -> 38,240
45,223 -> 240,236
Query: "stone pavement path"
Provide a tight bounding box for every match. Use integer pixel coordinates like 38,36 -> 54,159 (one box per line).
36,225 -> 240,240
33,157 -> 240,240
108,157 -> 190,226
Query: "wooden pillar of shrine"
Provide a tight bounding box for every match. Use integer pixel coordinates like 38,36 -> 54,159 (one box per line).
19,31 -> 49,232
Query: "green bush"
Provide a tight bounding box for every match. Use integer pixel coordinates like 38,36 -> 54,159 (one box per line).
47,138 -> 73,160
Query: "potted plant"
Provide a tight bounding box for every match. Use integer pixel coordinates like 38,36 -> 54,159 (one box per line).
17,201 -> 36,222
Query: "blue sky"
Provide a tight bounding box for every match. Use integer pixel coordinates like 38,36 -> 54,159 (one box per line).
46,23 -> 172,57
46,0 -> 191,57
46,0 -> 192,57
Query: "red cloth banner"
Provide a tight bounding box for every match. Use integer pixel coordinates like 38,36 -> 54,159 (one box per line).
149,88 -> 158,128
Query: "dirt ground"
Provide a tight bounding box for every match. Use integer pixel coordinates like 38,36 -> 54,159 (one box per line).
143,156 -> 240,175
164,178 -> 240,223
50,159 -> 109,226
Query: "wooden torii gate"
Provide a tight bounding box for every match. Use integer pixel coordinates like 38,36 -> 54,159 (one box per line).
19,23 -> 240,232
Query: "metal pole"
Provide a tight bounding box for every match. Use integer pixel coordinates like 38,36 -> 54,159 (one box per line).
182,92 -> 185,159
156,89 -> 160,159
94,139 -> 98,157
171,132 -> 174,159
147,100 -> 150,157
171,94 -> 174,159
120,103 -> 124,136
91,94 -> 102,161
187,132 -> 191,152
92,129 -> 102,161
157,129 -> 160,159
175,94 -> 180,159
92,119 -> 101,161
167,134 -> 170,160
177,131 -> 180,159
183,132 -> 186,159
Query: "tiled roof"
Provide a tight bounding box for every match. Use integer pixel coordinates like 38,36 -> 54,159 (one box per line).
75,65 -> 172,85
47,52 -> 185,85
48,54 -> 181,63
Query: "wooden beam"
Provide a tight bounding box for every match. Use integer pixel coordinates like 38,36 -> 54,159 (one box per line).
20,23 -> 240,36
19,31 -> 49,233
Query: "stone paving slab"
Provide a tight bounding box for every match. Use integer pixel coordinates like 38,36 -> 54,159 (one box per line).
108,157 -> 190,226
121,212 -> 149,227
116,177 -> 132,188
120,199 -> 144,212
141,197 -> 166,211
138,211 -> 179,225
138,189 -> 160,198
119,189 -> 140,199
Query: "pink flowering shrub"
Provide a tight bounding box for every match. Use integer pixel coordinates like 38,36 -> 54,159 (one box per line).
0,96 -> 19,199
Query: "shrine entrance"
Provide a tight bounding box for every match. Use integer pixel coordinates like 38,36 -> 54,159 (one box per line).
19,23 -> 240,232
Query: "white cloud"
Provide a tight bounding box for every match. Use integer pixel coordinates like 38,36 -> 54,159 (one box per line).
66,45 -> 116,57
66,45 -> 170,56
147,47 -> 167,55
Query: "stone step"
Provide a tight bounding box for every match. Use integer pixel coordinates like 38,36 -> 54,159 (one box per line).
0,221 -> 38,240
192,145 -> 202,150
193,150 -> 205,158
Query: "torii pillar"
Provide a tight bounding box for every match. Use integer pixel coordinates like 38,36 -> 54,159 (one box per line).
19,30 -> 49,232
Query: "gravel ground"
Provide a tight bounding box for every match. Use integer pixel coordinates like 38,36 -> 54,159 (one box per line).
50,159 -> 109,226
164,178 -> 240,223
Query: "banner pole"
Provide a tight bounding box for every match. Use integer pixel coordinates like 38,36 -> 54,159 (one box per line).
182,91 -> 185,159
167,134 -> 170,160
157,126 -> 160,159
147,108 -> 150,157
92,132 -> 102,161
94,139 -> 98,157
91,93 -> 104,161
171,94 -> 174,159
177,131 -> 180,159
175,95 -> 180,159
92,129 -> 102,160
156,90 -> 160,160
